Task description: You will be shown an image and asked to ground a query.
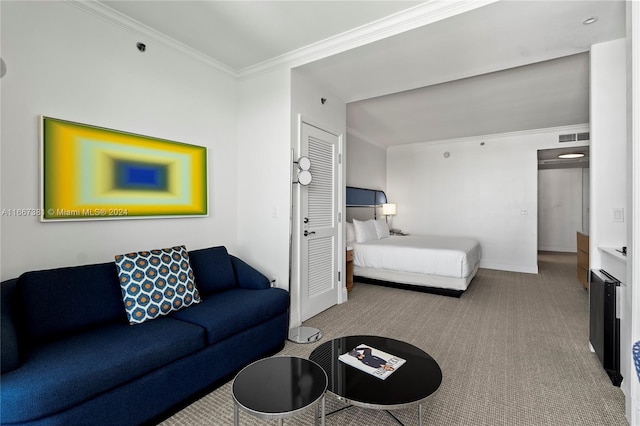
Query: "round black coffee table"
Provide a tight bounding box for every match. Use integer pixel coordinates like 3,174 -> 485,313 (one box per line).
309,335 -> 442,425
232,356 -> 328,425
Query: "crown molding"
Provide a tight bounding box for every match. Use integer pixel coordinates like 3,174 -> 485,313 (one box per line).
238,0 -> 498,79
387,123 -> 592,149
66,0 -> 238,77
67,0 -> 497,80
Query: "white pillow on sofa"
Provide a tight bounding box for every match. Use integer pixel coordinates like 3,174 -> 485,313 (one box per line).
353,219 -> 378,243
374,219 -> 390,239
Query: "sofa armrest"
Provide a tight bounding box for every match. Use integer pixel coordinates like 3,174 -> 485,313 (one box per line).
230,256 -> 270,290
2,278 -> 21,374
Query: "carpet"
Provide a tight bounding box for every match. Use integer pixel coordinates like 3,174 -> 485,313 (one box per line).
159,252 -> 626,425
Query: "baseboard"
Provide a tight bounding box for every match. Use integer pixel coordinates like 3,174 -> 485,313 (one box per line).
480,261 -> 538,274
538,246 -> 576,253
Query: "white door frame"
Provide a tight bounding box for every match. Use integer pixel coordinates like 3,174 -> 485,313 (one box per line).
289,114 -> 345,328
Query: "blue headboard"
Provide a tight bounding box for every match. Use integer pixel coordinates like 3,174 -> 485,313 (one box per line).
346,186 -> 387,207
346,186 -> 387,221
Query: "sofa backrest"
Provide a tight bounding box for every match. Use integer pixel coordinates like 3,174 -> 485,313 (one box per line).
188,246 -> 236,296
229,256 -> 270,289
18,262 -> 127,346
2,279 -> 22,373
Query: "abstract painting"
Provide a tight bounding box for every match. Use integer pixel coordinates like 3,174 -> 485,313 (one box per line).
41,116 -> 207,221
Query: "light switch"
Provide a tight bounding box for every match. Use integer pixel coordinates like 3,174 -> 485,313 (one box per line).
612,208 -> 624,223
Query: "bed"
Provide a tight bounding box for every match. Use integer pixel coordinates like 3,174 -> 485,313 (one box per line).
346,187 -> 481,297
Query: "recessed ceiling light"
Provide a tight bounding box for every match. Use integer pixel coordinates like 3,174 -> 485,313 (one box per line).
583,16 -> 598,25
558,153 -> 585,159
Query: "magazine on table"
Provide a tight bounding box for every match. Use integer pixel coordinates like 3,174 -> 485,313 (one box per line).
338,344 -> 406,380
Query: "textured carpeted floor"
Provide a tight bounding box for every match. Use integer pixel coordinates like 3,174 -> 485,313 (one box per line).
159,252 -> 626,425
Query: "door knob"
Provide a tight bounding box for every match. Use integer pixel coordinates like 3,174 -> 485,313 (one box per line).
304,230 -> 316,237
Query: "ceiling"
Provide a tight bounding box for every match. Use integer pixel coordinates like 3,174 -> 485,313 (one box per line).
538,146 -> 590,170
98,1 -> 626,148
100,1 -> 422,71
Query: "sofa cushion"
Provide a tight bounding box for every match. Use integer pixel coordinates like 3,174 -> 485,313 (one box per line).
188,246 -> 236,295
115,245 -> 201,324
0,317 -> 206,424
171,288 -> 289,345
18,262 -> 126,346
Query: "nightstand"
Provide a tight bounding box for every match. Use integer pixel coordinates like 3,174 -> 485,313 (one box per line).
346,248 -> 354,292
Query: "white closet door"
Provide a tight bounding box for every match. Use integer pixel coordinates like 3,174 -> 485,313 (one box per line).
300,122 -> 339,321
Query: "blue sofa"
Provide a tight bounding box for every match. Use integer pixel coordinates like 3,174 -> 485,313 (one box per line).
1,246 -> 289,425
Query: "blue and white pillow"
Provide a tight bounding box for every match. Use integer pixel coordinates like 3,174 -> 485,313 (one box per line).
115,245 -> 200,324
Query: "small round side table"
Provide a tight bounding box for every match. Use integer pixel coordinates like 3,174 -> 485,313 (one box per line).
232,356 -> 327,425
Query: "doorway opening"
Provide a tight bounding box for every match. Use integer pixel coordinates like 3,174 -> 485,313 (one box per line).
537,146 -> 590,285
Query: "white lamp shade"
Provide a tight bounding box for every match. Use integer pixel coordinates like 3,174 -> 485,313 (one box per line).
298,170 -> 312,186
382,203 -> 397,215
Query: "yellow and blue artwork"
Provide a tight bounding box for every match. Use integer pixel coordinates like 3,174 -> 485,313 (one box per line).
41,116 -> 207,221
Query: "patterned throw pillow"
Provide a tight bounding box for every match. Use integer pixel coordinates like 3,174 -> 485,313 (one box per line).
115,245 -> 201,324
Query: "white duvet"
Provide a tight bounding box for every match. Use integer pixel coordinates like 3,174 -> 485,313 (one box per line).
352,235 -> 481,279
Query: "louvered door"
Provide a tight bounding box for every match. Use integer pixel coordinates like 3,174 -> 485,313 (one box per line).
300,123 -> 339,321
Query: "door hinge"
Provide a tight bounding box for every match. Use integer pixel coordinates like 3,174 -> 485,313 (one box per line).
338,212 -> 342,223
338,271 -> 341,282
338,153 -> 342,164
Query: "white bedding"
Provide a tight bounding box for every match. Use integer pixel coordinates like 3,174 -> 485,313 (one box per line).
352,235 -> 481,279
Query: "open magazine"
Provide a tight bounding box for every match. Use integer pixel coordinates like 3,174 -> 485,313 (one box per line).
338,344 -> 406,380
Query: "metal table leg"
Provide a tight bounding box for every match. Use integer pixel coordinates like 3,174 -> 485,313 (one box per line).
315,395 -> 326,426
233,402 -> 239,426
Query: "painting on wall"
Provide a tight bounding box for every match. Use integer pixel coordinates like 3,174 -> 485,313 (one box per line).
40,116 -> 208,221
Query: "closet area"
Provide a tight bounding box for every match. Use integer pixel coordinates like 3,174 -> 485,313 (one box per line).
537,145 -> 590,285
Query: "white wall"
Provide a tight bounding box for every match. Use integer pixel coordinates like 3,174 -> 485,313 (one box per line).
590,37 -> 632,420
538,168 -> 585,252
346,132 -> 387,191
289,69 -> 347,325
627,3 -> 640,423
0,1 -> 239,280
236,68 -> 292,288
387,125 -> 589,274
590,38 -> 628,268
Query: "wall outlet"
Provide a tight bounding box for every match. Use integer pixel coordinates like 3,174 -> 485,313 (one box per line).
520,209 -> 528,216
270,276 -> 278,287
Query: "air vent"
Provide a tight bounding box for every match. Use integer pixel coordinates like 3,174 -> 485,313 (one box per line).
558,132 -> 590,143
577,132 -> 590,141
559,133 -> 577,143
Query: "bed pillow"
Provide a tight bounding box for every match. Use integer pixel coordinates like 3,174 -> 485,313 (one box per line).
346,222 -> 356,244
374,219 -> 390,239
115,245 -> 200,325
353,219 -> 378,243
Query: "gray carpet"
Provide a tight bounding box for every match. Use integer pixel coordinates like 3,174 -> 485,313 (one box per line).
159,252 -> 626,425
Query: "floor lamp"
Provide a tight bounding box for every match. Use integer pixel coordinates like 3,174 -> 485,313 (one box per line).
288,153 -> 322,344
